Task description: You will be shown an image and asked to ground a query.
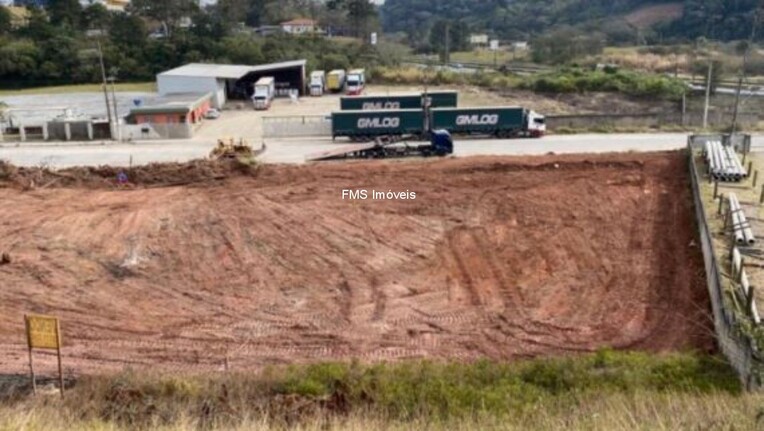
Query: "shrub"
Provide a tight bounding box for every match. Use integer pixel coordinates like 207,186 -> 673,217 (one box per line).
520,68 -> 686,100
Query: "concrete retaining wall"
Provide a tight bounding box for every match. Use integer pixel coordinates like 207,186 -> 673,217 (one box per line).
263,115 -> 332,138
548,111 -> 759,130
687,137 -> 763,390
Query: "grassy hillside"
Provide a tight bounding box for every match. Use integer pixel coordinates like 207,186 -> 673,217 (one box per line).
381,0 -> 761,45
624,3 -> 684,29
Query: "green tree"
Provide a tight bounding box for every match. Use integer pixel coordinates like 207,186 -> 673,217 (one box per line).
21,6 -> 56,41
217,0 -> 249,24
0,6 -> 11,36
109,13 -> 147,48
82,3 -> 111,33
130,0 -> 199,37
190,8 -> 228,40
328,0 -> 378,38
0,39 -> 41,81
48,0 -> 83,29
531,27 -> 605,64
429,19 -> 469,62
219,35 -> 265,64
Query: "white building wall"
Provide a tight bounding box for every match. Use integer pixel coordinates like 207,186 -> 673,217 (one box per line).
157,75 -> 227,108
216,80 -> 226,107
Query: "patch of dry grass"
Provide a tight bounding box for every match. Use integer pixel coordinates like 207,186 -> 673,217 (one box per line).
0,352 -> 752,430
602,51 -> 690,74
1,390 -> 763,430
0,82 -> 156,96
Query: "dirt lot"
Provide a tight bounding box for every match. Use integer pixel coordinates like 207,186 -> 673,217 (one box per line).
0,152 -> 713,375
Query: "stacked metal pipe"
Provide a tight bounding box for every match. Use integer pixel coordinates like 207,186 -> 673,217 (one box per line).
705,140 -> 747,182
730,246 -> 761,325
729,193 -> 756,245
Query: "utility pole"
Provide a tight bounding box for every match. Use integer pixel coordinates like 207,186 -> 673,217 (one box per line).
703,61 -> 713,129
108,76 -> 120,143
732,4 -> 760,134
444,22 -> 450,65
97,40 -> 113,139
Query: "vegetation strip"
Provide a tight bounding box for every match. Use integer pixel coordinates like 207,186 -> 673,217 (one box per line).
0,351 -> 745,430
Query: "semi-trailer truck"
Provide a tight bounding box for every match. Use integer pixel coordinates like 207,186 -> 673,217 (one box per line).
339,90 -> 459,111
327,70 -> 346,93
431,107 -> 546,138
252,77 -> 275,110
331,106 -> 545,140
309,71 -> 326,96
346,69 -> 365,95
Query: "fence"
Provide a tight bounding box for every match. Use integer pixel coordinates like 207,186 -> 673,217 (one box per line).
263,115 -> 332,138
547,111 -> 759,130
687,135 -> 763,390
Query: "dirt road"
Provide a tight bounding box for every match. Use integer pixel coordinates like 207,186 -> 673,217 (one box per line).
0,152 -> 713,375
0,133 -> 697,168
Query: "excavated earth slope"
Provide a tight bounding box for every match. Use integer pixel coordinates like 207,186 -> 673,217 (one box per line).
0,152 -> 713,374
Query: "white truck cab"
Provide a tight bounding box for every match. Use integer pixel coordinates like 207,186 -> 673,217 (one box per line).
310,71 -> 326,97
346,69 -> 365,95
252,77 -> 275,110
527,110 -> 546,137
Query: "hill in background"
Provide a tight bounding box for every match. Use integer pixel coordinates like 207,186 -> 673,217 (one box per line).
380,0 -> 760,45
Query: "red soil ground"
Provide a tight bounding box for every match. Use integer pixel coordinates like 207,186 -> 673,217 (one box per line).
0,152 -> 713,375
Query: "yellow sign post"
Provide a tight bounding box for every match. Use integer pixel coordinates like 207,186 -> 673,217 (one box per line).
24,315 -> 64,397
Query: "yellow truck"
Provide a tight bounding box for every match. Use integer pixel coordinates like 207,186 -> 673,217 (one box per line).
327,69 -> 346,93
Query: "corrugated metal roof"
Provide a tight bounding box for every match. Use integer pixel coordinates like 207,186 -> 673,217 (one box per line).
280,19 -> 317,26
158,61 -> 307,80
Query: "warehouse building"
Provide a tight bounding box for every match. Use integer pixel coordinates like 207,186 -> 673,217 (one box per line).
157,60 -> 308,109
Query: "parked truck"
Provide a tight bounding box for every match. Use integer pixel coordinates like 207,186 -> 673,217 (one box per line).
339,90 -> 459,111
309,71 -> 326,97
327,70 -> 346,93
331,106 -> 545,140
252,77 -> 275,110
345,69 -> 366,95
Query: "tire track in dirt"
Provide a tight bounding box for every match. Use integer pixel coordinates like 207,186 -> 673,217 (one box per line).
445,227 -> 503,308
0,152 -> 715,374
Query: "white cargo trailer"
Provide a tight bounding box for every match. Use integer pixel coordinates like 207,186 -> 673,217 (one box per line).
309,71 -> 326,97
252,77 -> 275,110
